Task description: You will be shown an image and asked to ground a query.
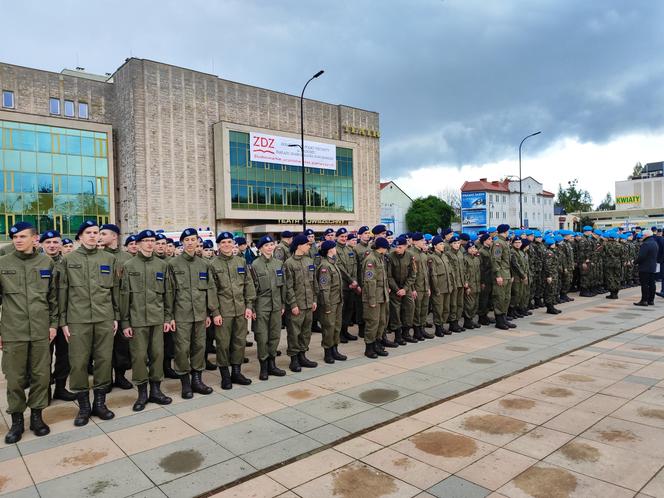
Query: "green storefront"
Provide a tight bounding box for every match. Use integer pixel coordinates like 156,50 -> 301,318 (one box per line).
0,120 -> 111,239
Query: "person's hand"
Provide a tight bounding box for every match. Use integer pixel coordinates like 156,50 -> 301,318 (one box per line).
547,277 -> 552,283
465,288 -> 471,295
582,263 -> 588,271
170,320 -> 176,331
292,306 -> 300,316
496,276 -> 504,286
244,308 -> 253,320
113,321 -> 118,335
163,322 -> 171,333
123,327 -> 133,338
481,283 -> 486,290
427,289 -> 431,297
205,316 -> 211,328
524,277 -> 528,284
0,337 -> 3,350
280,308 -> 285,316
411,290 -> 418,299
312,303 -> 318,312
49,328 -> 57,342
396,288 -> 406,297
252,311 -> 257,320
214,315 -> 222,327
370,304 -> 376,308
62,325 -> 71,342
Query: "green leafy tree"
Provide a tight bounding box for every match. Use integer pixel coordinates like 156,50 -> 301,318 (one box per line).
556,179 -> 593,213
630,161 -> 643,179
405,195 -> 455,234
576,215 -> 595,232
596,192 -> 615,211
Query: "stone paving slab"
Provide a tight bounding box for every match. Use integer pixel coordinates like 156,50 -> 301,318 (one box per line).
2,288 -> 664,497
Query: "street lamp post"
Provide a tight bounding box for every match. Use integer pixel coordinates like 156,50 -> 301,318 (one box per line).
296,70 -> 324,233
518,131 -> 541,228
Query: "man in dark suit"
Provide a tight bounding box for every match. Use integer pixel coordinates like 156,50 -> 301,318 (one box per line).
635,230 -> 659,306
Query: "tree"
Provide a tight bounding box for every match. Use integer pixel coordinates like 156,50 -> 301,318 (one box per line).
630,161 -> 643,179
556,179 -> 593,213
596,192 -> 615,211
405,195 -> 455,234
437,188 -> 461,222
576,216 -> 595,232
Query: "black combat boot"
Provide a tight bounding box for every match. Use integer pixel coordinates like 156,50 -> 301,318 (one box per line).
413,326 -> 424,341
420,327 -> 434,339
374,341 -> 389,356
219,367 -> 232,389
92,389 -> 115,420
606,291 -> 619,299
463,318 -> 474,330
340,325 -> 358,343
505,316 -> 517,328
449,321 -> 463,333
259,359 -> 269,380
332,346 -> 347,361
434,325 -> 445,337
5,413 -> 24,443
180,373 -> 194,398
74,392 -> 91,426
191,371 -> 213,394
402,326 -> 417,343
395,328 -> 407,345
298,352 -> 318,368
205,358 -> 217,370
495,314 -> 509,330
133,383 -> 149,411
364,342 -> 378,359
231,364 -> 252,385
148,382 -> 172,405
478,315 -> 491,326
324,348 -> 335,364
268,357 -> 286,376
29,409 -> 50,437
53,378 -> 77,401
289,355 -> 301,372
381,334 -> 398,348
358,323 -> 366,338
163,359 -> 179,379
113,369 -> 133,390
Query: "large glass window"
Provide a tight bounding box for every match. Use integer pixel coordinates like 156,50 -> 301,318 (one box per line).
228,130 -> 354,213
0,120 -> 110,239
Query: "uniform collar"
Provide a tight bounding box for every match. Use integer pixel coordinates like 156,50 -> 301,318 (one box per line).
77,245 -> 97,255
218,252 -> 234,261
182,251 -> 196,261
137,252 -> 153,262
14,249 -> 38,260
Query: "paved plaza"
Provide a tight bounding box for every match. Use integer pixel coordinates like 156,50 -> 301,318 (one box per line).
1,289 -> 664,497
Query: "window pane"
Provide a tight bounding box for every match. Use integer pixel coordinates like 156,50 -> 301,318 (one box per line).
2,91 -> 14,108
50,98 -> 61,115
37,132 -> 51,153
13,130 -> 35,151
81,137 -> 94,156
64,100 -> 74,117
37,174 -> 53,193
78,102 -> 89,119
66,135 -> 81,155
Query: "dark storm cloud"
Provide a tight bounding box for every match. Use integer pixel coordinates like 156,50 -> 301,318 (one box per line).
2,0 -> 663,176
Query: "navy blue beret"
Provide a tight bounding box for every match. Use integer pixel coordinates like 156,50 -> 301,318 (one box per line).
291,234 -> 309,251
411,232 -> 424,241
135,230 -> 156,242
374,237 -> 390,249
39,229 -> 61,243
281,230 -> 294,238
10,221 -> 34,239
156,233 -> 167,241
319,240 -> 336,255
372,224 -> 387,235
497,224 -> 510,234
62,238 -> 74,245
202,240 -> 214,249
76,220 -> 98,240
235,237 -> 247,245
304,229 -> 315,236
216,231 -> 234,243
324,228 -> 335,235
395,236 -> 408,246
336,227 -> 348,236
357,226 -> 370,235
100,223 -> 120,235
180,228 -> 198,241
257,235 -> 274,248
124,234 -> 137,246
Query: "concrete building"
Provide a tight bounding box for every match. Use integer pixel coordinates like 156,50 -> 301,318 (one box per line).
379,181 -> 411,235
460,177 -> 555,234
0,58 -> 381,240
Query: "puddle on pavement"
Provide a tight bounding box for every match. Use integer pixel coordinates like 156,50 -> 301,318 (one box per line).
514,466 -> 578,498
638,407 -> 664,420
499,398 -> 536,410
59,449 -> 108,467
569,326 -> 593,331
597,321 -> 613,325
105,394 -> 137,410
634,346 -> 664,352
411,430 -> 477,457
44,404 -> 79,424
332,400 -> 352,410
598,429 -> 638,443
600,361 -> 627,369
648,336 -> 664,340
462,414 -> 527,435
392,457 -> 413,468
359,388 -> 399,404
540,333 -> 559,337
0,476 -> 8,492
506,346 -> 529,352
332,464 -> 397,498
560,442 -> 600,462
159,449 -> 204,474
286,389 -> 314,400
532,322 -> 554,326
616,313 -> 640,319
468,357 -> 496,364
560,374 -> 594,382
84,479 -> 118,496
541,387 -> 573,398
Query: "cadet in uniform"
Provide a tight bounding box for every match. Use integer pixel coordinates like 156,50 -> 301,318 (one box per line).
355,226 -> 372,337
477,233 -> 494,324
316,240 -> 347,364
273,230 -> 293,263
61,238 -> 75,255
168,228 -> 221,399
1,222 -> 58,443
491,224 -> 515,329
100,223 -> 134,391
124,235 -> 138,256
209,232 -> 256,389
387,237 -> 417,343
40,229 -> 76,402
249,236 -> 286,380
411,233 -> 433,339
446,235 -> 465,332
428,235 -> 453,336
463,243 -> 481,329
362,237 -> 390,358
155,233 -> 168,259
604,232 -> 623,299
509,237 -> 528,318
334,228 -> 360,343
119,230 -> 173,411
59,220 -> 119,426
284,234 -> 319,372
543,237 -> 561,314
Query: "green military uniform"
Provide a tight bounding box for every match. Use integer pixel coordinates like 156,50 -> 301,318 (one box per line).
59,246 -> 119,392
209,253 -> 256,367
105,246 -> 134,385
355,240 -> 372,333
316,256 -> 343,350
387,248 -> 416,339
0,250 -> 58,415
362,249 -> 389,346
478,244 -> 493,323
530,238 -> 545,306
336,240 -> 359,339
428,248 -> 453,335
603,236 -> 623,297
168,252 -> 220,374
543,243 -> 560,310
250,253 -> 285,361
491,232 -> 513,327
412,246 -> 431,333
119,252 -> 173,386
273,241 -> 290,263
510,245 -> 528,315
284,254 -> 318,357
463,249 -> 481,325
446,245 -> 465,330
559,239 -> 574,300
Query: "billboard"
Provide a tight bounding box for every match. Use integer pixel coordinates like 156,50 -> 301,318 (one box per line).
249,132 -> 337,170
461,191 -> 487,210
461,209 -> 487,227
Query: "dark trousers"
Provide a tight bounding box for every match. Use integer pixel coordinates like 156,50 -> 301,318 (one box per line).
660,265 -> 664,290
50,328 -> 71,381
112,333 -> 131,373
640,271 -> 656,303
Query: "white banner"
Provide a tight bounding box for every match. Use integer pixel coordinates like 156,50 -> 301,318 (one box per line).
249,132 -> 337,170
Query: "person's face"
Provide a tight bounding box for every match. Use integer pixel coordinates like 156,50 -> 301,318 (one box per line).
326,247 -> 337,259
394,244 -> 406,255
166,243 -> 175,256
238,243 -> 247,252
484,238 -> 493,248
80,227 -> 100,248
468,246 -> 478,255
295,243 -> 309,256
99,229 -> 117,248
138,238 -> 155,255
155,240 -> 166,254
261,241 -> 276,257
126,241 -> 138,254
434,242 -> 445,253
451,241 -> 461,251
375,231 -> 387,239
282,237 -> 292,246
176,245 -> 183,255
42,237 -> 62,256
203,248 -> 214,258
376,246 -> 388,255
325,233 -> 335,241
183,235 -> 198,253
387,235 -> 394,244
96,239 -> 105,249
12,229 -> 37,253
307,234 -> 315,244
414,239 -> 426,250
337,233 -> 347,244
348,238 -> 357,247
360,232 -> 371,243
62,244 -> 74,254
219,239 -> 234,255
513,241 -> 522,250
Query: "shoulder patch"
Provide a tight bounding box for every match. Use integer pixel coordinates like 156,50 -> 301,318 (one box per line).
494,247 -> 502,258
320,268 -> 328,273
319,276 -> 329,286
39,269 -> 51,278
365,270 -> 374,279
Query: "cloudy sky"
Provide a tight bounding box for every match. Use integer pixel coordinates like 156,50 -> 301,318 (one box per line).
2,0 -> 662,205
